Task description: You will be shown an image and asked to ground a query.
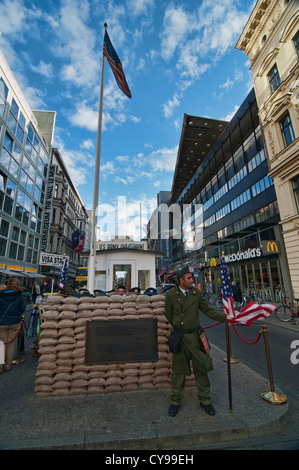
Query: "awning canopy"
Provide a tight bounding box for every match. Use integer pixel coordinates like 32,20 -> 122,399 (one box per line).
0,269 -> 15,276
0,269 -> 28,278
24,272 -> 45,279
0,269 -> 45,279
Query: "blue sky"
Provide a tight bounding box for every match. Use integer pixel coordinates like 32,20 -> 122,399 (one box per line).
0,0 -> 255,239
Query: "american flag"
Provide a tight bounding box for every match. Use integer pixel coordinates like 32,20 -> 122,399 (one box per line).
59,257 -> 69,290
221,257 -> 277,326
103,30 -> 131,98
221,257 -> 236,320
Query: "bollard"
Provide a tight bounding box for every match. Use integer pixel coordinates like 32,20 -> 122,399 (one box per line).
223,322 -> 239,364
225,320 -> 233,412
260,324 -> 287,405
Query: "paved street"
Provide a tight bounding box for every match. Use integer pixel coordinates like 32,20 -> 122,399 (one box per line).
193,312 -> 299,449
0,304 -> 292,451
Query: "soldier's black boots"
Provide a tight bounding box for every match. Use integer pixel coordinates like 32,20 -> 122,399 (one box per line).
200,403 -> 215,416
168,404 -> 180,417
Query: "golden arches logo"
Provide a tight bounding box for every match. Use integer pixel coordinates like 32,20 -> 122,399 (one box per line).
267,242 -> 278,253
211,258 -> 217,267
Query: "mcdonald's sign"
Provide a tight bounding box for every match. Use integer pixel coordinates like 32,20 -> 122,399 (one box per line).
211,258 -> 217,267
262,240 -> 281,255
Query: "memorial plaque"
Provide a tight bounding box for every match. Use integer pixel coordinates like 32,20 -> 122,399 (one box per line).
85,319 -> 158,364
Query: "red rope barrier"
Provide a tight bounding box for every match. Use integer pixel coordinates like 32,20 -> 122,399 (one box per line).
201,318 -> 262,345
202,321 -> 222,329
2,321 -> 23,345
231,324 -> 262,345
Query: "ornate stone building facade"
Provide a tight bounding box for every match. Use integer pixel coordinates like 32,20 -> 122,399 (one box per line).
236,0 -> 299,300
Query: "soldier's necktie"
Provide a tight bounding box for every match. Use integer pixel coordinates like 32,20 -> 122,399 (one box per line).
185,290 -> 188,298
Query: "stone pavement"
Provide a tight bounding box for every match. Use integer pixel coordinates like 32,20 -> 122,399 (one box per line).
0,307 -> 290,451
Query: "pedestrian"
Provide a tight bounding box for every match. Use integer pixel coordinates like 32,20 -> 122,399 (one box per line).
232,281 -> 242,307
31,282 -> 40,304
164,266 -> 226,417
41,276 -> 52,296
0,277 -> 26,373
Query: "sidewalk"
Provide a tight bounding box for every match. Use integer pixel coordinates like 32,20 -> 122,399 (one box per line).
0,306 -> 290,450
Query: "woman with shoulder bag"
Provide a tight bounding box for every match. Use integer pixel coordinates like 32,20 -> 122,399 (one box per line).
0,277 -> 26,373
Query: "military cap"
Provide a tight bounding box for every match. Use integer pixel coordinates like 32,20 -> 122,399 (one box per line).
176,266 -> 191,279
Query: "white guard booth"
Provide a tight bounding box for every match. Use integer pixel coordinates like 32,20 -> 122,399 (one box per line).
83,238 -> 163,293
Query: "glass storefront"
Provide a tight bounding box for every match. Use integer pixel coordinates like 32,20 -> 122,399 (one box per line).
113,264 -> 131,291
198,225 -> 287,302
202,256 -> 284,303
138,270 -> 150,291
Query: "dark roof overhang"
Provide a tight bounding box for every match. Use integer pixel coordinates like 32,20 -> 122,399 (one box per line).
170,114 -> 228,203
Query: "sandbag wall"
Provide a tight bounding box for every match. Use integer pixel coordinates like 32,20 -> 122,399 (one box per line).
35,293 -> 196,398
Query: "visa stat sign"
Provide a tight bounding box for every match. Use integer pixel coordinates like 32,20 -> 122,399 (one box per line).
39,253 -> 69,266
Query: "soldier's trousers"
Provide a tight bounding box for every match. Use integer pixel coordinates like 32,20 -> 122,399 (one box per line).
170,334 -> 212,406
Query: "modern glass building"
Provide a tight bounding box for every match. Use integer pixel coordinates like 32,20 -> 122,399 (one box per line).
0,51 -> 54,282
169,88 -> 292,302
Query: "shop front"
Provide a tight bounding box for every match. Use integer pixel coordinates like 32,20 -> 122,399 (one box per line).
200,227 -> 291,303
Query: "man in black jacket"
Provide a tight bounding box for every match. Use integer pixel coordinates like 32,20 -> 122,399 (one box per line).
0,277 -> 26,372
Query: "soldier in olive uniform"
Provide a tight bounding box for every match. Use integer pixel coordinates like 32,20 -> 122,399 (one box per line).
164,266 -> 226,417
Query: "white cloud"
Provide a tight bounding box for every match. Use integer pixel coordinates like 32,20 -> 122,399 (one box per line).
126,0 -> 154,17
69,102 -> 99,132
49,0 -> 99,88
160,5 -> 191,61
0,0 -> 27,35
147,146 -> 178,172
114,175 -> 135,185
163,93 -> 181,118
101,161 -> 116,179
219,77 -> 235,92
81,139 -> 95,150
68,76 -> 140,132
159,1 -> 251,116
116,155 -> 130,163
31,60 -> 54,78
52,133 -> 94,187
222,105 -> 239,122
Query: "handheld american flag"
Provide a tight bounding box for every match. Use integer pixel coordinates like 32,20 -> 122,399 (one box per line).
221,257 -> 277,326
103,30 -> 131,98
59,257 -> 69,290
221,257 -> 235,320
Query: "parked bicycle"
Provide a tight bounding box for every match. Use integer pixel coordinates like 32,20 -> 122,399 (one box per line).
202,292 -> 216,305
275,291 -> 299,324
215,294 -> 223,309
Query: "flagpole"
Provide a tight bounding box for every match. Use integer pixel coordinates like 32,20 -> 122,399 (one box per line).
87,23 -> 107,294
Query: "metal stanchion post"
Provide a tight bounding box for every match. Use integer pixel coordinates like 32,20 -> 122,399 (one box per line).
223,322 -> 239,364
225,320 -> 233,412
260,324 -> 287,405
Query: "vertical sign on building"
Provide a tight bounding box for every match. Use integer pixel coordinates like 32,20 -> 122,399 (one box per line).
41,164 -> 56,252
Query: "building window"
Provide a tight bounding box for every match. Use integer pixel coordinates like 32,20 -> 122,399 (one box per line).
280,112 -> 295,147
251,175 -> 274,197
293,176 -> 299,213
268,64 -> 281,94
0,76 -> 9,119
0,218 -> 10,257
293,31 -> 299,57
0,174 -> 16,216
